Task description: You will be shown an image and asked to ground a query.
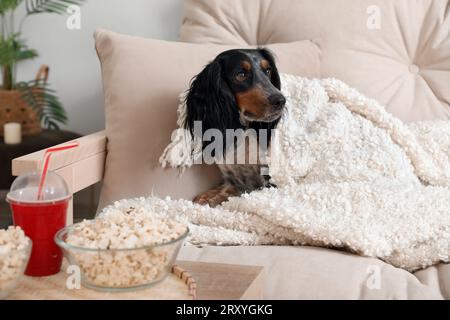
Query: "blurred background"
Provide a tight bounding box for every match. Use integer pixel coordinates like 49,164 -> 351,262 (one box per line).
1,0 -> 184,227
17,0 -> 183,134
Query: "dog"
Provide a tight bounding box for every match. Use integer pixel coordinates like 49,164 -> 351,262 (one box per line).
184,49 -> 286,207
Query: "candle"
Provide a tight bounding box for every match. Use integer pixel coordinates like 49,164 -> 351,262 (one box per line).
4,122 -> 22,144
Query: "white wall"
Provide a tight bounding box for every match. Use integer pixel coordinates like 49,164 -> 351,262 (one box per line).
16,0 -> 184,135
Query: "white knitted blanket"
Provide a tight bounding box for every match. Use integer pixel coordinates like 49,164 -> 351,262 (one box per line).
104,74 -> 450,271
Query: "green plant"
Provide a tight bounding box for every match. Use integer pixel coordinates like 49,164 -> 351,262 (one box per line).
0,0 -> 85,129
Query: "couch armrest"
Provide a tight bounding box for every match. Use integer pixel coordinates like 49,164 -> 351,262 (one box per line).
12,130 -> 107,224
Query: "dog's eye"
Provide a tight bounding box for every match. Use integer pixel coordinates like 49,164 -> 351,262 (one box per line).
235,70 -> 248,82
265,68 -> 272,76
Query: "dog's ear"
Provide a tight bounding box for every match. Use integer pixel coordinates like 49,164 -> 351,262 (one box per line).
185,58 -> 238,141
259,48 -> 281,90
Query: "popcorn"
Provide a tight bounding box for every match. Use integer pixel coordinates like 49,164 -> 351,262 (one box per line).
0,226 -> 31,296
63,209 -> 187,289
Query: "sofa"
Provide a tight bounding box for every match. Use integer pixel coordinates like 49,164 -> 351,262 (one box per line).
13,0 -> 450,299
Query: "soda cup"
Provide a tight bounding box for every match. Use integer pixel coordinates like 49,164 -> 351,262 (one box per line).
7,171 -> 70,277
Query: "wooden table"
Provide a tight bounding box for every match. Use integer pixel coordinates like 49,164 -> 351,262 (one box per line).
8,261 -> 264,300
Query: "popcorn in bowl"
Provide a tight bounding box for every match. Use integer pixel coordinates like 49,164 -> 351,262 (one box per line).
55,207 -> 188,291
0,226 -> 32,299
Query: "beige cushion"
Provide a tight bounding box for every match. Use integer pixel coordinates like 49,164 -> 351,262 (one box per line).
180,0 -> 450,122
95,29 -> 321,208
179,245 -> 450,299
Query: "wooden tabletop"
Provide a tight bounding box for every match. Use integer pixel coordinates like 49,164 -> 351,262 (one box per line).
7,261 -> 264,300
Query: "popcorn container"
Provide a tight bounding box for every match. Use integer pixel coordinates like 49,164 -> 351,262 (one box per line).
7,172 -> 71,277
0,227 -> 32,299
55,224 -> 189,292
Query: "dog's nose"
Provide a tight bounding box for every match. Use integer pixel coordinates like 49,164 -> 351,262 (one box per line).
269,94 -> 286,109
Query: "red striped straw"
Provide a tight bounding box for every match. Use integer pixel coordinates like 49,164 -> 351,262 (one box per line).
37,141 -> 79,201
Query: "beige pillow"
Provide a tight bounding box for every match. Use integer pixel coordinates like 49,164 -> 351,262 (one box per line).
180,0 -> 450,122
95,29 -> 321,209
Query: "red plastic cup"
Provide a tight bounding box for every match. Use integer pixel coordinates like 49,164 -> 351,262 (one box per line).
7,172 -> 71,277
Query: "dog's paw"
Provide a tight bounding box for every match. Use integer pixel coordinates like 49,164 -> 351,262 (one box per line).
193,194 -> 224,207
193,195 -> 211,206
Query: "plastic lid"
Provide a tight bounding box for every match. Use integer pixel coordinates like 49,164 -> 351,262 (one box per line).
7,171 -> 70,203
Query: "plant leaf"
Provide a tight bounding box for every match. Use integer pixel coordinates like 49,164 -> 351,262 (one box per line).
0,34 -> 38,66
17,80 -> 68,130
0,0 -> 23,14
25,0 -> 85,15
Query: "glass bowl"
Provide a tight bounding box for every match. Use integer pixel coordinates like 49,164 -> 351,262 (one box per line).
54,223 -> 188,292
0,238 -> 32,299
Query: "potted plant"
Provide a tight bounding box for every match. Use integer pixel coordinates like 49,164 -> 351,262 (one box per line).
0,0 -> 84,136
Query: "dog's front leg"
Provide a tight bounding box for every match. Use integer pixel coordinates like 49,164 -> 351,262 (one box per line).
193,183 -> 240,207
